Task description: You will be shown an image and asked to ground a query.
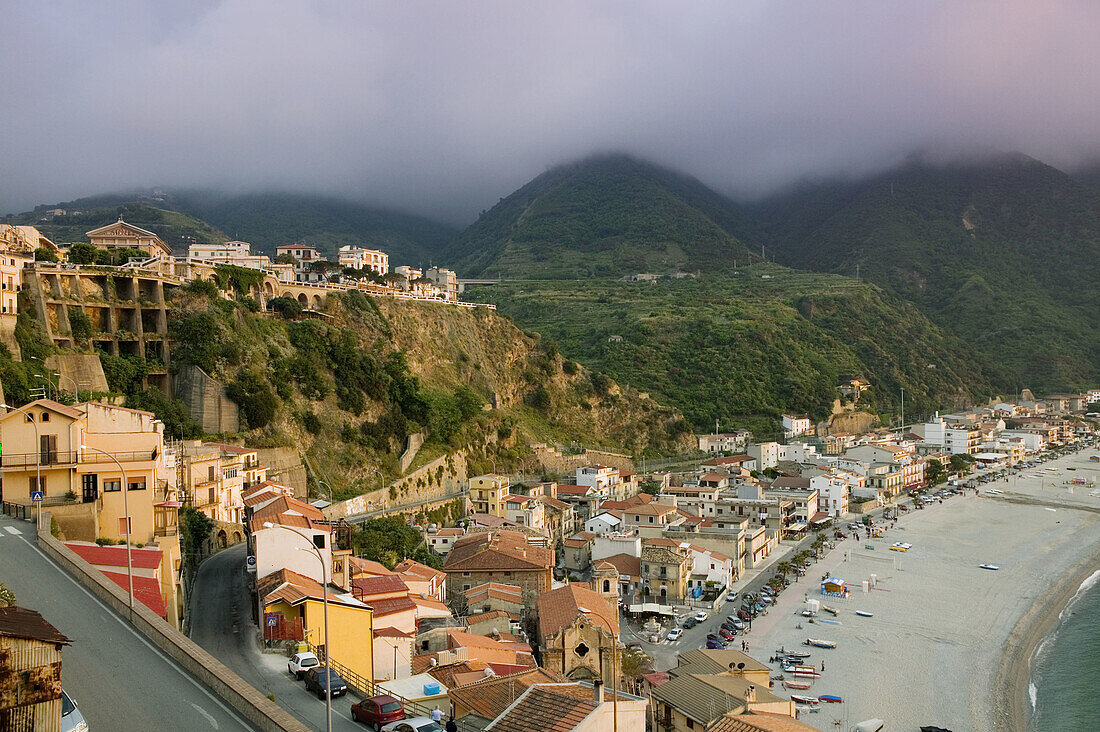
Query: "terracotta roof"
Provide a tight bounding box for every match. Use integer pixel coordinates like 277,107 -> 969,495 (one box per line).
535,583 -> 617,639
709,712 -> 820,732
484,684 -> 597,732
410,595 -> 452,616
699,472 -> 727,482
769,477 -> 811,490
536,496 -> 570,511
1,398 -> 84,421
0,606 -> 71,645
444,531 -> 553,572
642,672 -> 668,686
426,659 -> 490,687
600,494 -> 653,510
243,488 -> 283,507
598,553 -> 641,579
102,571 -> 167,618
641,545 -> 690,565
260,568 -> 368,609
251,495 -> 330,533
624,503 -> 678,516
504,494 -> 536,504
203,442 -> 258,455
465,582 -> 524,605
349,557 -> 394,577
367,596 -> 418,617
393,558 -> 445,582
447,630 -> 532,653
350,574 -> 409,598
676,649 -> 770,675
553,485 -> 593,496
66,542 -> 163,570
434,528 -> 464,537
374,627 -> 413,638
449,668 -> 568,721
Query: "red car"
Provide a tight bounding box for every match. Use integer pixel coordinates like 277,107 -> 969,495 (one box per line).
351,695 -> 405,730
718,628 -> 736,641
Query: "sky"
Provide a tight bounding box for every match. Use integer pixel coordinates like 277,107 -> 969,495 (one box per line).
4,0 -> 1100,224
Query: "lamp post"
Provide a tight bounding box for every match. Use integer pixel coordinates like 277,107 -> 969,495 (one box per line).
262,521 -> 331,732
82,444 -> 134,621
33,374 -> 55,401
2,404 -> 41,534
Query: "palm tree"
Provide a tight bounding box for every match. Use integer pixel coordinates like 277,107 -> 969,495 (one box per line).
776,561 -> 793,578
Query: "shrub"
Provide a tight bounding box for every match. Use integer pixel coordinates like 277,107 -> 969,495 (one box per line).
67,243 -> 99,264
562,360 -> 579,375
34,247 -> 59,262
68,308 -> 93,340
225,370 -> 278,429
525,385 -> 551,411
268,297 -> 302,318
184,278 -> 220,298
298,410 -> 323,435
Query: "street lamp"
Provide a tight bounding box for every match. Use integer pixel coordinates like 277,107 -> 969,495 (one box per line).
81,444 -> 135,621
262,521 -> 332,732
2,404 -> 41,534
33,374 -> 55,401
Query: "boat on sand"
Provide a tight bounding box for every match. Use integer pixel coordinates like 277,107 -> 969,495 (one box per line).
805,638 -> 837,648
783,680 -> 813,690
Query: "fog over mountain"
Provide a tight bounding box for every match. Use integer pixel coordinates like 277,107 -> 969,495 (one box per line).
3,1 -> 1100,224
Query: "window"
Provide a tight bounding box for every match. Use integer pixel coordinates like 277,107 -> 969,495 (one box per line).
462,572 -> 470,577
24,413 -> 34,422
128,478 -> 146,491
649,516 -> 654,524
103,479 -> 121,492
40,412 -> 49,422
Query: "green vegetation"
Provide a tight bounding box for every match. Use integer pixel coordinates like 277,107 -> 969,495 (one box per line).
447,155 -> 754,278
13,200 -> 227,251
350,516 -> 442,569
749,154 -> 1100,392
471,269 -> 996,435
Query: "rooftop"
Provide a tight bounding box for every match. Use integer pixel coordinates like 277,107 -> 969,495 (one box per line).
535,583 -> 617,639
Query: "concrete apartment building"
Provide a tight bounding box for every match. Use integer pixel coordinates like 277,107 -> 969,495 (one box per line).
187,240 -> 272,269
424,267 -> 458,301
469,474 -> 510,517
918,416 -> 981,455
338,245 -> 389,275
781,414 -> 812,438
747,442 -> 781,470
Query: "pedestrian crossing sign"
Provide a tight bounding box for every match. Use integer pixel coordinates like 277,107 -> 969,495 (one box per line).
31,491 -> 44,502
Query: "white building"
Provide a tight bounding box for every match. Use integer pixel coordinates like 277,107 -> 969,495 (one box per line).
999,430 -> 1048,453
338,245 -> 388,275
747,442 -> 781,470
592,533 -> 641,561
425,267 -> 458,301
584,512 -> 622,535
250,495 -> 333,585
577,465 -> 621,492
781,414 -> 813,438
187,241 -> 271,269
810,474 -> 849,518
275,245 -> 328,283
697,431 -> 750,453
920,416 -> 981,455
778,442 -> 819,463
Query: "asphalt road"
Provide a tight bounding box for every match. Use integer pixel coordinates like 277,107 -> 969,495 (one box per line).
188,543 -> 363,732
0,514 -> 258,732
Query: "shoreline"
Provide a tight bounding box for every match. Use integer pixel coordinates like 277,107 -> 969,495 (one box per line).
995,540 -> 1100,732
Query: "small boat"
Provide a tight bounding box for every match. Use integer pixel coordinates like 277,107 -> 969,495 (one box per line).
783,680 -> 813,690
801,610 -> 816,617
805,638 -> 838,649
791,695 -> 820,705
776,648 -> 811,659
979,564 -> 1000,571
783,665 -> 821,677
795,704 -> 821,713
818,694 -> 843,703
855,610 -> 874,617
821,605 -> 838,615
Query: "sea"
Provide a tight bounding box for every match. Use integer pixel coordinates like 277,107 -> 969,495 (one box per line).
1028,569 -> 1100,730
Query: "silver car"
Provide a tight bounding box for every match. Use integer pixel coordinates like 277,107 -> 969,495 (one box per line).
62,691 -> 89,732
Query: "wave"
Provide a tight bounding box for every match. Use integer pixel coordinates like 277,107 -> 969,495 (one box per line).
1060,569 -> 1100,621
1029,681 -> 1037,711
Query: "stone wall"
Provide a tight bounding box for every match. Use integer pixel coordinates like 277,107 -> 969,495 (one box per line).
398,432 -> 425,473
532,443 -> 635,476
175,364 -> 239,433
325,449 -> 469,521
0,314 -> 19,359
255,448 -> 307,498
46,353 -> 110,393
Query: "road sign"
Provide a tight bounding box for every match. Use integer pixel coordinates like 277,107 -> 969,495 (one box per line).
265,614 -> 277,627
246,555 -> 257,573
31,491 -> 44,502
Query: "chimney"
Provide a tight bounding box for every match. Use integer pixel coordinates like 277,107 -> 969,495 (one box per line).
745,684 -> 756,704
592,679 -> 604,704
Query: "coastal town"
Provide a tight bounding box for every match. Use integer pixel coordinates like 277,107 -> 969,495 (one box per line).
1,218 -> 1097,731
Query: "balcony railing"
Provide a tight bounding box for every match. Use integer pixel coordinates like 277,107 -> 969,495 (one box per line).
1,450 -> 157,470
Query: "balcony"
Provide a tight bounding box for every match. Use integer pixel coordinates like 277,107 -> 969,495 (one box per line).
0,449 -> 157,470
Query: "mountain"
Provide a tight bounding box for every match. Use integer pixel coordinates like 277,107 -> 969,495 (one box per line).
10,196 -> 228,251
746,154 -> 1100,392
446,155 -> 756,278
168,191 -> 457,265
9,190 -> 457,264
469,268 -> 998,436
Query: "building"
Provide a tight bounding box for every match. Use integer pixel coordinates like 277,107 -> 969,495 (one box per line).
259,568 -> 374,683
537,495 -> 576,547
175,441 -> 248,525
442,531 -> 554,608
536,583 -> 620,681
249,495 -> 333,584
483,682 -> 647,732
338,245 -> 388,275
747,443 -> 781,470
428,527 -> 465,555
275,245 -> 327,282
697,432 -> 751,453
640,544 -> 692,602
424,267 -> 458,301
187,241 -> 271,269
85,218 -> 172,257
469,474 -> 510,517
701,455 -> 758,472
919,416 -> 981,455
504,494 -> 546,531
810,474 -> 850,518
66,541 -> 181,626
0,225 -> 43,319
0,400 -> 177,547
394,558 -> 447,603
446,666 -> 568,727
781,415 -> 812,438
577,465 -> 621,493
650,649 -> 795,731
0,606 -> 71,731
563,532 -> 597,573
463,582 -> 525,617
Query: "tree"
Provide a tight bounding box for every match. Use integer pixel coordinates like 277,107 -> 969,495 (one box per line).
268,296 -> 302,319
640,480 -> 662,495
620,647 -> 654,694
67,242 -> 99,264
225,370 -> 278,429
34,247 -> 59,262
0,582 -> 15,607
949,454 -> 973,476
274,253 -> 298,265
926,460 -> 946,487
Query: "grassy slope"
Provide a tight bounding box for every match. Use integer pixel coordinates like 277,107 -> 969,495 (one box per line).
469,266 -> 997,436
447,155 -> 755,278
747,155 -> 1100,391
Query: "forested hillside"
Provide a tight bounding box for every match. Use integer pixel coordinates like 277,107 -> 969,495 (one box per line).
9,199 -> 227,250
746,154 -> 1100,391
446,155 -> 755,278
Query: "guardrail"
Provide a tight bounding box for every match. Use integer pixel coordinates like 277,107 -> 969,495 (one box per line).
1,450 -> 157,469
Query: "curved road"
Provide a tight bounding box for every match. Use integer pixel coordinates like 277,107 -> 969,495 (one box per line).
189,543 -> 362,732
0,515 -> 257,732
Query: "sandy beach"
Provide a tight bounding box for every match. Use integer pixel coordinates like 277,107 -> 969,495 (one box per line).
741,448 -> 1100,732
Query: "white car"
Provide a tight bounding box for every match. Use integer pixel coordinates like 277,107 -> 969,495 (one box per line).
666,628 -> 683,641
694,610 -> 709,622
288,651 -> 320,679
382,717 -> 444,732
61,691 -> 88,732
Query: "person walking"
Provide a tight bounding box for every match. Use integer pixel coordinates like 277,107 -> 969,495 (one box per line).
431,707 -> 444,723
446,718 -> 458,732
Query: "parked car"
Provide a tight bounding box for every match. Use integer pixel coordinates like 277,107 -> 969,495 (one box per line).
288,651 -> 320,680
304,666 -> 349,699
727,617 -> 745,630
61,691 -> 88,732
705,639 -> 725,649
718,628 -> 736,641
666,628 -> 683,642
737,608 -> 752,621
381,718 -> 444,732
759,596 -> 773,606
352,695 -> 406,730
694,610 -> 709,622
726,592 -> 738,602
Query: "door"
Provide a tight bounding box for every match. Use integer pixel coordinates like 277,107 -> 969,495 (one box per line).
40,434 -> 57,465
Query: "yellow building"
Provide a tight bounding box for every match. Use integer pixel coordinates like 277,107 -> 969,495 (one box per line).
175,441 -> 249,524
260,568 -> 374,683
468,474 -> 510,517
0,224 -> 48,318
86,217 -> 172,257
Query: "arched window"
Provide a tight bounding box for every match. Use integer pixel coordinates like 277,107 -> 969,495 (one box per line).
603,579 -> 611,593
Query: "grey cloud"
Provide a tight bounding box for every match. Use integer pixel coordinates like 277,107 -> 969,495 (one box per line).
3,0 -> 1100,223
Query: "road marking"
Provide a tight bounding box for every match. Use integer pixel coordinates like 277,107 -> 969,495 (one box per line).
16,534 -> 256,731
4,526 -> 21,535
192,703 -> 219,729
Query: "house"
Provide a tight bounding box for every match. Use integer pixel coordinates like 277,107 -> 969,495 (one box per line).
469,474 -> 511,517
249,495 -> 333,584
597,553 -> 643,600
175,440 -> 250,525
781,415 -> 812,439
86,217 -> 172,256
445,630 -> 536,667
563,532 -> 597,573
761,479 -> 819,526
337,245 -> 389,275
640,544 -> 693,602
394,558 -> 447,603
187,241 -> 271,269
428,527 -> 465,555
577,465 -> 621,494
644,539 -> 734,595
425,267 -> 458,301
0,400 -> 179,552
504,494 -> 546,531
259,568 -> 374,682
447,666 -> 568,727
484,682 -> 647,732
583,512 -> 622,535
463,582 -> 525,618
443,531 -> 554,609
918,416 -> 981,455
620,503 -> 681,533
554,484 -> 603,523
651,649 -> 795,731
697,432 -> 751,453
536,583 -> 619,681
537,495 -> 576,547
747,443 -> 781,470
0,606 -> 71,730
0,224 -> 43,317
809,474 -> 850,518
701,454 -> 758,472
275,245 -> 327,282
